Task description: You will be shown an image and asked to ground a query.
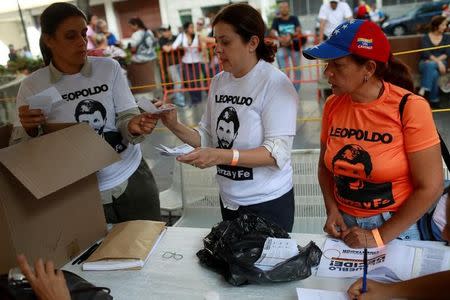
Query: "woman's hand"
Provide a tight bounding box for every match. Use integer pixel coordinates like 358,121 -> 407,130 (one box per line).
16,255 -> 71,300
177,147 -> 229,169
341,227 -> 377,248
155,101 -> 178,130
347,278 -> 393,300
18,105 -> 46,129
128,113 -> 158,135
323,209 -> 348,238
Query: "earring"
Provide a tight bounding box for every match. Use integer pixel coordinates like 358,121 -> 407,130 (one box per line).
364,75 -> 368,83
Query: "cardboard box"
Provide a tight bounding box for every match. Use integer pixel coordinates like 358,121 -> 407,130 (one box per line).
0,123 -> 120,274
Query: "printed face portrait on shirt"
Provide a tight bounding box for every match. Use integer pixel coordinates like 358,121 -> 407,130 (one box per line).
332,144 -> 395,209
74,99 -> 107,135
216,106 -> 239,149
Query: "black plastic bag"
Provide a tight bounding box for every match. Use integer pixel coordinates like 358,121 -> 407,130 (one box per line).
196,214 -> 322,286
0,270 -> 112,300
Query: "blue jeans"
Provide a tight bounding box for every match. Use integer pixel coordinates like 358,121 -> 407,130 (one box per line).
168,64 -> 185,106
341,211 -> 421,241
419,60 -> 442,103
276,47 -> 301,91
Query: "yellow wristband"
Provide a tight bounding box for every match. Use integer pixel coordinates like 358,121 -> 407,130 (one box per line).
230,149 -> 239,166
372,228 -> 384,247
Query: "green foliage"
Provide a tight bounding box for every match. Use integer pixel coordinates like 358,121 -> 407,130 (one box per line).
6,56 -> 44,74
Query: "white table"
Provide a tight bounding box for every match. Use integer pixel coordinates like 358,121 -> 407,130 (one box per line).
63,227 -> 448,300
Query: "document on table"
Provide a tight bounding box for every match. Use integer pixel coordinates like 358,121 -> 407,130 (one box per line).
26,86 -> 63,115
137,98 -> 175,114
155,144 -> 195,156
254,238 -> 299,271
296,288 -> 347,300
417,246 -> 450,276
316,238 -> 415,282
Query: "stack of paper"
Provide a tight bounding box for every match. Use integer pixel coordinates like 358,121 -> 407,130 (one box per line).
316,238 -> 415,282
155,144 -> 194,156
82,220 -> 166,271
137,98 -> 175,114
296,288 -> 348,300
254,238 -> 299,271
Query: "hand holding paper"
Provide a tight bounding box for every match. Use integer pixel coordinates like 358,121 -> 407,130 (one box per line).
26,87 -> 62,115
155,144 -> 195,156
137,98 -> 175,114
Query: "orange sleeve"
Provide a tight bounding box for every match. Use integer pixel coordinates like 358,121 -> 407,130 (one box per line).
402,96 -> 440,153
320,96 -> 334,144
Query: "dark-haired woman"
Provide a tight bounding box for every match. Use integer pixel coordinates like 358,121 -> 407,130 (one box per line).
13,2 -> 161,223
303,19 -> 443,248
418,16 -> 449,108
168,22 -> 204,105
128,17 -> 156,63
158,3 -> 298,231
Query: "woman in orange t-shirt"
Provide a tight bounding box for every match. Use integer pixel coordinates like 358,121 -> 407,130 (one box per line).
303,20 -> 443,248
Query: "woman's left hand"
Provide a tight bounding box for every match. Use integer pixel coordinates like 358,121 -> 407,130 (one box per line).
177,147 -> 227,169
341,227 -> 377,248
128,113 -> 158,136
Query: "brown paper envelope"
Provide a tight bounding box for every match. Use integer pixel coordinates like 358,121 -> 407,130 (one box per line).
86,220 -> 166,262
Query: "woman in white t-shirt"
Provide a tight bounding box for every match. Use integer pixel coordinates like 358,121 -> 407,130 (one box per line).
170,22 -> 204,105
159,3 -> 298,231
14,2 -> 161,223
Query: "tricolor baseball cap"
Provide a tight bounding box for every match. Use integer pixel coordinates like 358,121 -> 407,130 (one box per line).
303,19 -> 390,63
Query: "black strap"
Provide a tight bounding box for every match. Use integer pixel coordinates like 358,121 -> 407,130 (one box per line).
399,94 -> 450,169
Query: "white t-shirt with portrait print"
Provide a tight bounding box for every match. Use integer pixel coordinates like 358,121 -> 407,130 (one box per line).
14,56 -> 141,191
198,59 -> 298,207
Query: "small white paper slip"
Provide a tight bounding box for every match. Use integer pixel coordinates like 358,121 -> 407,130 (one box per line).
254,238 -> 299,271
155,143 -> 195,156
296,288 -> 348,300
26,86 -> 62,115
137,98 -> 175,114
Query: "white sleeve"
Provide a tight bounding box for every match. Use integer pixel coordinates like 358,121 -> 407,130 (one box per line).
262,136 -> 294,169
261,73 -> 298,138
197,77 -> 216,147
343,3 -> 353,18
111,60 -> 138,113
13,80 -> 33,127
171,34 -> 183,50
318,4 -> 327,20
129,31 -> 143,48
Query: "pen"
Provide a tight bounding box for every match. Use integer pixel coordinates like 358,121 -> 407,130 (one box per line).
72,241 -> 102,265
362,247 -> 368,293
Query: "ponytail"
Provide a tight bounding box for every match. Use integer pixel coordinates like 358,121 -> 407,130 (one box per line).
379,55 -> 414,92
352,54 -> 414,92
257,39 -> 277,63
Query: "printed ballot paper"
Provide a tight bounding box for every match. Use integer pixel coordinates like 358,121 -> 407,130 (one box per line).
137,98 -> 175,114
254,238 -> 299,271
26,86 -> 63,115
155,144 -> 194,156
316,238 -> 414,282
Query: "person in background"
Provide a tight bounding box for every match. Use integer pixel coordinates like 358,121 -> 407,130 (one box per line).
158,3 -> 298,232
13,2 -> 161,223
86,12 -> 98,50
159,24 -> 186,107
127,17 -> 156,63
8,44 -> 17,61
270,1 -> 302,92
97,19 -> 119,46
354,0 -> 371,20
348,192 -> 450,300
303,19 -> 443,248
168,21 -> 204,106
318,0 -> 352,42
418,15 -> 449,109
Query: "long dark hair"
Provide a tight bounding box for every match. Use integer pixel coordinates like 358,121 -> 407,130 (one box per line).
429,15 -> 447,32
212,3 -> 277,63
128,17 -> 147,30
39,2 -> 87,66
351,54 -> 414,92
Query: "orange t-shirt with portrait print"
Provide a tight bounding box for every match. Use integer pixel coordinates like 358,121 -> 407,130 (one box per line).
320,81 -> 440,217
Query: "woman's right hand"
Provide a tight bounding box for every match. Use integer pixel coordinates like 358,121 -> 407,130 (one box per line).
18,105 -> 46,129
155,101 -> 178,130
323,209 -> 348,238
